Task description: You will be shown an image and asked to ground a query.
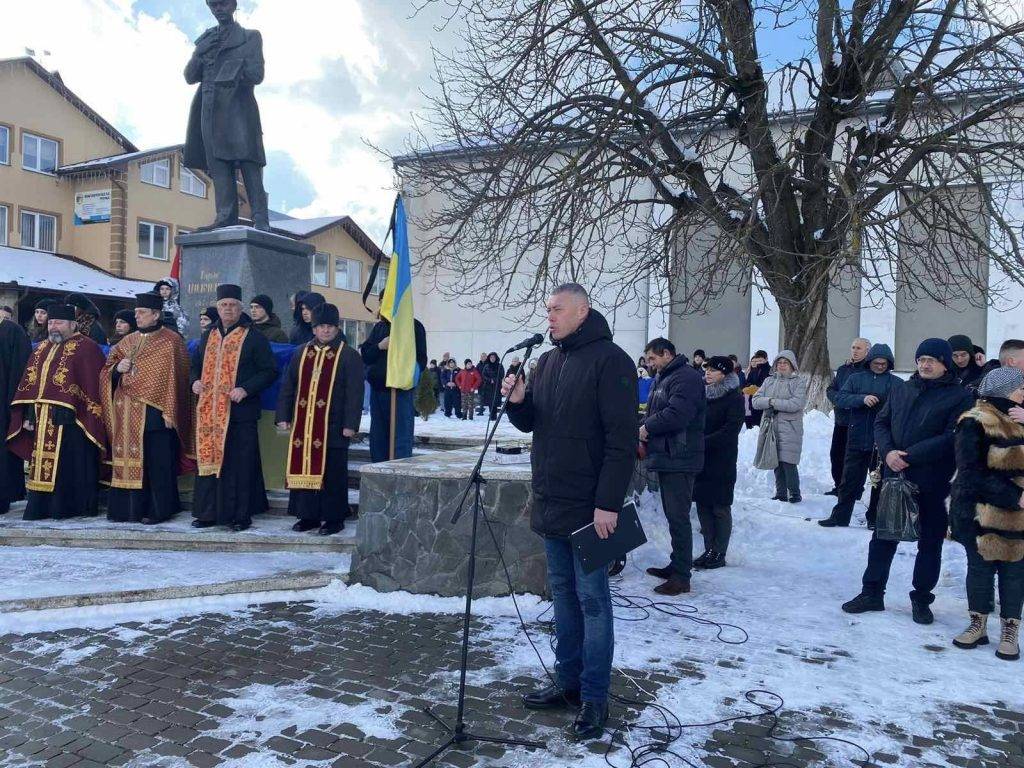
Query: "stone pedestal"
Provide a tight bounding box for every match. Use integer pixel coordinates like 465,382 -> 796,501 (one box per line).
177,227 -> 313,340
351,449 -> 547,597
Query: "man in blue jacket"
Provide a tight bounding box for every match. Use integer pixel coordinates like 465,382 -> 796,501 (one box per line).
842,339 -> 974,624
825,338 -> 871,495
640,338 -> 707,596
820,344 -> 898,528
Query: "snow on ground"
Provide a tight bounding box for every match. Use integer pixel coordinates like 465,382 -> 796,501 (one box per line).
0,547 -> 349,601
359,412 -> 525,442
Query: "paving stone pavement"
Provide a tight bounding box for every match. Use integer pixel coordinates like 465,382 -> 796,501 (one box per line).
0,600 -> 1020,767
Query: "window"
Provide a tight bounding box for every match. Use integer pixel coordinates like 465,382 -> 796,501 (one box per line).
21,210 -> 57,252
334,256 -> 363,292
0,126 -> 9,165
22,133 -> 58,174
139,221 -> 169,260
0,205 -> 8,246
180,167 -> 207,197
141,158 -> 171,188
311,253 -> 329,286
372,264 -> 389,296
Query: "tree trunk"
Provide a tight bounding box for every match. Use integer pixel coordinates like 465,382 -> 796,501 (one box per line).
776,280 -> 834,412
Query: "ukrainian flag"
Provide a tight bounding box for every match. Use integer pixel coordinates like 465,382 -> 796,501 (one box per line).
380,195 -> 417,390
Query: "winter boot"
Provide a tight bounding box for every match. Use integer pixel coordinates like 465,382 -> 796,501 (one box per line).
645,564 -> 673,580
825,487 -> 839,497
702,551 -> 727,569
654,576 -> 691,596
997,618 -> 1021,661
693,550 -> 712,569
912,600 -> 935,625
952,612 -> 989,649
788,494 -> 802,504
842,592 -> 884,614
771,493 -> 786,502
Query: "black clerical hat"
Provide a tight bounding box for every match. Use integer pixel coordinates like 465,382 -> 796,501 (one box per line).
48,304 -> 77,322
311,303 -> 340,327
135,292 -> 163,311
216,284 -> 242,301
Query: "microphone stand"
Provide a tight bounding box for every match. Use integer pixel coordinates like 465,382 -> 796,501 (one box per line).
414,340 -> 546,767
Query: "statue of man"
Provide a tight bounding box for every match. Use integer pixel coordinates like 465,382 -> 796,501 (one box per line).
183,0 -> 270,231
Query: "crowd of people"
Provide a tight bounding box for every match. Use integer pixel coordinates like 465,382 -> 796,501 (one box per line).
631,331 -> 1023,665
0,279 -> 427,539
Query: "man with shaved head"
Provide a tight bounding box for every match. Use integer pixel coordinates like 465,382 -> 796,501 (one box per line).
502,283 -> 637,741
825,338 -> 871,496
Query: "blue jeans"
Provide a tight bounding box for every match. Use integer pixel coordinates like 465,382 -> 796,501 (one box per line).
369,388 -> 414,463
544,537 -> 614,704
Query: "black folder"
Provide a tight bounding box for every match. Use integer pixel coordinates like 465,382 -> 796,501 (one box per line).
570,501 -> 647,575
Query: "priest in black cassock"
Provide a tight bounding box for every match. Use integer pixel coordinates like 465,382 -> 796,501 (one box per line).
191,284 -> 277,532
7,304 -> 107,520
0,314 -> 31,514
276,303 -> 364,535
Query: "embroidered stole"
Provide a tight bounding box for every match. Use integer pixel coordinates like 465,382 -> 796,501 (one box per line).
196,327 -> 248,477
286,342 -> 344,490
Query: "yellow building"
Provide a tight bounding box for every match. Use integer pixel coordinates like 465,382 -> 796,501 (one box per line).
0,56 -> 385,341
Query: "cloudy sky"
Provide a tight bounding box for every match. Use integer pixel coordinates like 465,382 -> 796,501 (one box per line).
0,0 -> 453,239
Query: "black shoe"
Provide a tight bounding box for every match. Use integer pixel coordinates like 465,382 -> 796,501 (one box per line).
912,601 -> 935,625
645,564 -> 673,580
608,557 -> 626,577
771,493 -> 786,501
522,683 -> 581,711
292,520 -> 319,532
572,701 -> 609,740
818,516 -> 848,527
788,495 -> 802,504
231,522 -> 251,533
191,520 -> 216,529
702,551 -> 727,569
141,517 -> 159,526
842,593 -> 885,614
825,488 -> 839,496
318,522 -> 342,536
693,550 -> 712,569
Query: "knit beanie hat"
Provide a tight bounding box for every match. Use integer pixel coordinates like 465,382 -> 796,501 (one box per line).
916,338 -> 954,372
948,334 -> 974,355
979,367 -> 1024,400
706,356 -> 734,376
251,294 -> 273,314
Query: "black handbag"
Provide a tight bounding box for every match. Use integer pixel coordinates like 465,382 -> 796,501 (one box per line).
875,473 -> 920,542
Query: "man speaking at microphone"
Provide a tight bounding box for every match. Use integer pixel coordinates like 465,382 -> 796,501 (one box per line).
502,283 -> 637,740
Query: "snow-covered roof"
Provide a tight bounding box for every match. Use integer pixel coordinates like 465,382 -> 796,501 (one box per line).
271,215 -> 389,262
58,145 -> 183,175
0,245 -> 152,299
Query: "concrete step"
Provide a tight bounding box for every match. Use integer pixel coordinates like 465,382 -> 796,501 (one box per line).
0,570 -> 342,613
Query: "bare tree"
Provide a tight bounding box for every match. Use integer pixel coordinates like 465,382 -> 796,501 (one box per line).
396,0 -> 1024,398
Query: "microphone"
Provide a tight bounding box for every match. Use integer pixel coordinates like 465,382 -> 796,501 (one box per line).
505,333 -> 545,354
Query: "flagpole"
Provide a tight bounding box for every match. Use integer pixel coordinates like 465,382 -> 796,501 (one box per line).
388,388 -> 397,461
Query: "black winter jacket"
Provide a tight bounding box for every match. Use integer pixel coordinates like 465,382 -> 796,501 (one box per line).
643,355 -> 706,474
191,314 -> 278,423
693,376 -> 744,506
833,344 -> 898,452
507,309 -> 637,538
827,359 -> 867,426
873,372 -> 975,497
276,338 -> 365,446
359,318 -> 428,391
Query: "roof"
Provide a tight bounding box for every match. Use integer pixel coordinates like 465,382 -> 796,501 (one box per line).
271,215 -> 389,262
0,57 -> 137,154
0,245 -> 151,299
58,145 -> 183,175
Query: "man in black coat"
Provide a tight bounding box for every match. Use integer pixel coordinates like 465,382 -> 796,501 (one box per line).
183,0 -> 269,230
820,343 -> 899,528
825,338 -> 871,495
692,356 -> 744,569
503,283 -> 636,740
842,338 -> 975,624
0,315 -> 31,514
191,284 -> 278,531
949,334 -> 984,391
479,352 -> 505,421
360,305 -> 428,463
276,304 -> 364,536
640,338 -> 706,595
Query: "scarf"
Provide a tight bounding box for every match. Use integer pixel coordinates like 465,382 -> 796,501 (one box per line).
705,372 -> 740,401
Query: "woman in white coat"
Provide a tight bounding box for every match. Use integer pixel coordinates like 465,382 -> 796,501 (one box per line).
752,350 -> 809,502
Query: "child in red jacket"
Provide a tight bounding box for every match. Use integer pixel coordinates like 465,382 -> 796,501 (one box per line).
455,360 -> 483,421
